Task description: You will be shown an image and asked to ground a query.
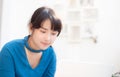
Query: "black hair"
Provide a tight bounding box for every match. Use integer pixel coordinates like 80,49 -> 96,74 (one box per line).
29,6 -> 62,36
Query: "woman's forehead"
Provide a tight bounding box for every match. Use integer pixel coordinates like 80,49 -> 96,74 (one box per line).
41,19 -> 51,29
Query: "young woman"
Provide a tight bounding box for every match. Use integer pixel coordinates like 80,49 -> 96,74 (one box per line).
0,6 -> 62,77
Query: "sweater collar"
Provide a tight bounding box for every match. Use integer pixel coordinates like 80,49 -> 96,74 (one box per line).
24,35 -> 43,53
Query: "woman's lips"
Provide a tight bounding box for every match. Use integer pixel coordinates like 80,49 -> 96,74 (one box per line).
41,42 -> 50,46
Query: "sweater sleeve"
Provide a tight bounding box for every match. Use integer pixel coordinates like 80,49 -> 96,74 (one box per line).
42,49 -> 57,77
0,45 -> 15,77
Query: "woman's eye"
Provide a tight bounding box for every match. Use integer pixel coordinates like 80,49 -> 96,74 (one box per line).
52,33 -> 57,35
40,30 -> 46,33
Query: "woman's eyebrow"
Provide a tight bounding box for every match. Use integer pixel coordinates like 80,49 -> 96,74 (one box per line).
41,27 -> 48,30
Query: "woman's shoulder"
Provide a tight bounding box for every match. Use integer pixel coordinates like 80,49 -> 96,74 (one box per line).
47,46 -> 54,52
45,46 -> 56,56
2,38 -> 24,49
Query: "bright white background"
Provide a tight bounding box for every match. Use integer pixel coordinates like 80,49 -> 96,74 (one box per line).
0,0 -> 120,77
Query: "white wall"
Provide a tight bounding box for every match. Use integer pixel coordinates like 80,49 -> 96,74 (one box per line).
95,0 -> 120,73
0,0 -> 120,77
0,0 -> 3,48
55,0 -> 120,76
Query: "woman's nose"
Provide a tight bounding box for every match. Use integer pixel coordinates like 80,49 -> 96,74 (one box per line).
45,34 -> 51,41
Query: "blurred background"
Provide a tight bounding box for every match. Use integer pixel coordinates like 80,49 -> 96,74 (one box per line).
0,0 -> 120,77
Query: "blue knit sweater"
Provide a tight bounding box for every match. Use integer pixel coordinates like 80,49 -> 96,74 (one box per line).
0,36 -> 56,77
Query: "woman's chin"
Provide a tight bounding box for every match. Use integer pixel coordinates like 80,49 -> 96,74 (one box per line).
40,46 -> 49,50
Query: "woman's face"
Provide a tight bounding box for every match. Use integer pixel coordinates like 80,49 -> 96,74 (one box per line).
29,19 -> 58,50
